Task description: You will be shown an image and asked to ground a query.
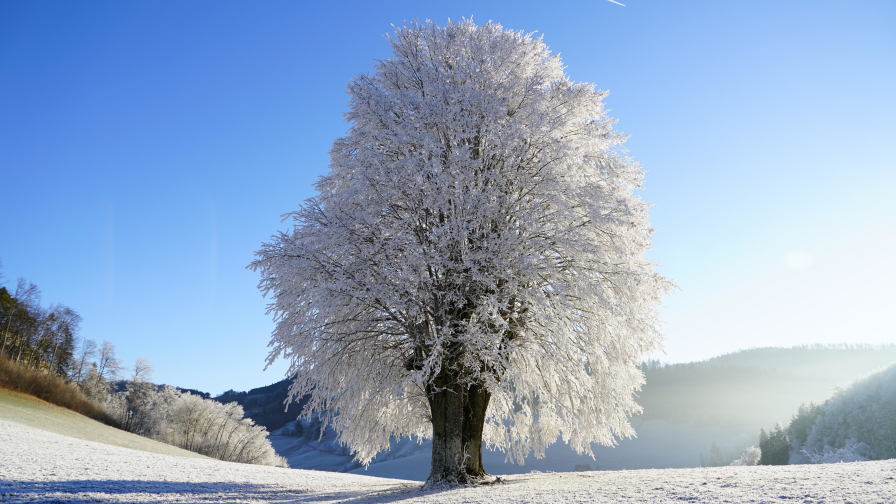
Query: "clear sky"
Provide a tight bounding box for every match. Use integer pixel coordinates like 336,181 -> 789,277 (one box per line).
1,1 -> 894,395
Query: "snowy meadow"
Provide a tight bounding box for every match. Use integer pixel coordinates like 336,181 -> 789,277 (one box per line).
3,419 -> 895,504
2,8 -> 895,503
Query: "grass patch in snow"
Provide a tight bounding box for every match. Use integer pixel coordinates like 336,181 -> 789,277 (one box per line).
0,388 -> 207,459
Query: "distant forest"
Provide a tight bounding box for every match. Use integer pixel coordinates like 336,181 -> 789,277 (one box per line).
637,344 -> 896,426
214,380 -> 309,432
218,344 -> 896,434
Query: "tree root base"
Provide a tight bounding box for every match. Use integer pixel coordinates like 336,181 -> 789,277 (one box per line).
423,472 -> 499,488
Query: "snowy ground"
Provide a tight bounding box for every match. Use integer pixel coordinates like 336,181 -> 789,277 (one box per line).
3,419 -> 895,503
0,389 -> 206,459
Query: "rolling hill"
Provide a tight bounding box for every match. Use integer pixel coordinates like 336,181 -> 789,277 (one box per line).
0,388 -> 206,459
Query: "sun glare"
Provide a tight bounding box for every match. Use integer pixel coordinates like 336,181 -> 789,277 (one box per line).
786,252 -> 814,270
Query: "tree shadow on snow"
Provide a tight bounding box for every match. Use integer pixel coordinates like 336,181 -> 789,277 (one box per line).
288,486 -> 480,504
289,478 -> 527,504
0,479 -> 308,503
0,478 -> 503,503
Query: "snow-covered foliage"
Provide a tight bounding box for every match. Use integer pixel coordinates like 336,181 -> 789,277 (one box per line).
80,365 -> 112,403
107,357 -> 157,435
101,378 -> 285,467
251,19 -> 672,471
152,388 -> 287,467
802,438 -> 870,464
792,363 -> 896,463
730,446 -> 761,466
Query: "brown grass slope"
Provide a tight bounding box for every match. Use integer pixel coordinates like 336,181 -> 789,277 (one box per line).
0,355 -> 114,425
0,356 -> 206,459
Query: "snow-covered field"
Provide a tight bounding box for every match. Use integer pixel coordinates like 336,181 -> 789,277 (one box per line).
3,419 -> 895,503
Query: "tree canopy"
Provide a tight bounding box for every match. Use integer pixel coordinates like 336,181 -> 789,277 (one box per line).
251,19 -> 673,484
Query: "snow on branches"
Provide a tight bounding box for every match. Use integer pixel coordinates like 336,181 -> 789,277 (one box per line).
251,19 -> 673,473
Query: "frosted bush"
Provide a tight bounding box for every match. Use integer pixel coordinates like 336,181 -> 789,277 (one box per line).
730,446 -> 761,466
90,379 -> 286,467
802,439 -> 870,464
153,388 -> 287,467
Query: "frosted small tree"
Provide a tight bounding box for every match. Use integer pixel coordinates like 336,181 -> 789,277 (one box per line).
119,357 -> 156,434
93,340 -> 122,389
730,446 -> 761,466
252,19 -> 672,484
69,338 -> 97,385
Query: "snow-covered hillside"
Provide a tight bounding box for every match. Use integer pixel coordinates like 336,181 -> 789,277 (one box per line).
792,363 -> 896,462
3,419 -> 894,503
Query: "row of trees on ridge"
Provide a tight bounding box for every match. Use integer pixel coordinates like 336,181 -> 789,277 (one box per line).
0,261 -> 285,467
1,272 -> 82,379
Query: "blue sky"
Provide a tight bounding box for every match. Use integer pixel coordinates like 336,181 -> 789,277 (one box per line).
1,1 -> 894,395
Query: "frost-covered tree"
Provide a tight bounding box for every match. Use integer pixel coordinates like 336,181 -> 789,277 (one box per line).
795,363 -> 896,462
786,401 -> 825,464
803,438 -> 871,464
93,340 -> 122,389
69,338 -> 98,385
100,379 -> 287,467
152,388 -> 287,467
116,357 -> 156,434
730,446 -> 761,466
81,365 -> 111,403
252,19 -> 672,484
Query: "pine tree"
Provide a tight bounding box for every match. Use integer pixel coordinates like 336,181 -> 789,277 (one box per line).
759,423 -> 790,465
759,428 -> 771,465
709,441 -> 724,467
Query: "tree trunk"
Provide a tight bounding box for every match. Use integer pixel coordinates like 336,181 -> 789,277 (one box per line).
15,338 -> 25,364
462,382 -> 491,478
426,377 -> 493,485
1,303 -> 19,358
48,340 -> 59,375
427,379 -> 466,485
